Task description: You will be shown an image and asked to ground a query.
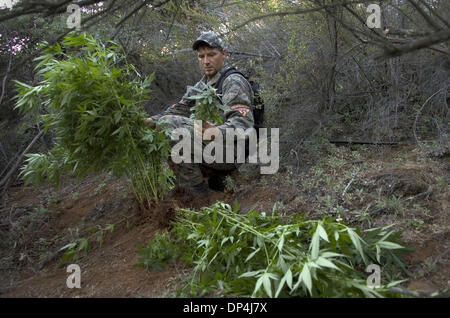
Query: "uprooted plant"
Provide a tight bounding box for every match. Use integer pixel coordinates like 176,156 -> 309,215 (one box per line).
188,83 -> 226,124
14,32 -> 174,204
137,201 -> 411,297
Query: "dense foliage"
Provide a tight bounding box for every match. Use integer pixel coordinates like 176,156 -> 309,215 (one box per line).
14,33 -> 174,202
137,201 -> 408,297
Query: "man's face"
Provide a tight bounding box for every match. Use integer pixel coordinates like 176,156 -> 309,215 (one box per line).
197,45 -> 226,79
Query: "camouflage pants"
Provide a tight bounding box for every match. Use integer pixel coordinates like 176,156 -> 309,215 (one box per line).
160,115 -> 238,187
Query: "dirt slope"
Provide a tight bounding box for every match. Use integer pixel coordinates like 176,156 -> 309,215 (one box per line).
0,144 -> 449,297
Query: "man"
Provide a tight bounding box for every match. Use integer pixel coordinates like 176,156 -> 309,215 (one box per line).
146,32 -> 254,195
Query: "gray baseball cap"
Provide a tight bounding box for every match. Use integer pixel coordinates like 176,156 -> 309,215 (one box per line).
192,32 -> 224,50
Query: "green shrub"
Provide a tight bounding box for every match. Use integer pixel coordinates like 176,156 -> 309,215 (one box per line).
14,32 -> 174,203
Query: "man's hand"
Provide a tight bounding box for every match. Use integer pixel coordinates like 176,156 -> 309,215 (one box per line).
202,121 -> 218,134
231,104 -> 251,117
145,117 -> 157,129
194,121 -> 220,141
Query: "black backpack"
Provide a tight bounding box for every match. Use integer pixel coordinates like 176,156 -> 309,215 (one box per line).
215,67 -> 264,130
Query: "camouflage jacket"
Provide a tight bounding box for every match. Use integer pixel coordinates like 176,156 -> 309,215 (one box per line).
151,63 -> 254,132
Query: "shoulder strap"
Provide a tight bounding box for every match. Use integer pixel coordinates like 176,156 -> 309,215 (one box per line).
215,67 -> 246,96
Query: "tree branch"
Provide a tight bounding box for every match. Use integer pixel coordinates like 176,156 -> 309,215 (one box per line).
406,0 -> 443,32
0,0 -> 103,23
225,0 -> 377,34
413,83 -> 450,144
114,0 -> 150,29
380,29 -> 450,59
416,0 -> 450,29
0,130 -> 44,191
0,52 -> 12,107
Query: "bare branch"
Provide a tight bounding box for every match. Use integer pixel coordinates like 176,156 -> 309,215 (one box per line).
341,3 -> 391,47
225,0 -> 377,34
0,53 -> 12,107
406,0 -> 443,31
383,36 -> 450,56
385,29 -> 432,37
413,84 -> 450,144
381,29 -> 450,59
0,130 -> 44,191
416,0 -> 450,29
115,0 -> 150,29
171,48 -> 278,59
54,1 -> 119,42
228,51 -> 278,59
164,4 -> 180,43
0,0 -> 102,23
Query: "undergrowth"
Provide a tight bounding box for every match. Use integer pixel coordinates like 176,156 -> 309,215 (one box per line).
137,201 -> 410,298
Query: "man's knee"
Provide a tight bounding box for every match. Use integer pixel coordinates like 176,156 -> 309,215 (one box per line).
159,115 -> 193,130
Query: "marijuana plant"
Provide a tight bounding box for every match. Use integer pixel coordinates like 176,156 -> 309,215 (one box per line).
188,84 -> 227,124
15,32 -> 173,203
138,201 -> 409,298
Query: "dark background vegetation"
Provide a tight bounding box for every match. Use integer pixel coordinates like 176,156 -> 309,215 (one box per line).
0,0 -> 449,189
0,0 -> 449,298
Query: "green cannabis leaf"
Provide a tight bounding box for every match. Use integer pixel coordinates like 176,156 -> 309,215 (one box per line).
137,202 -> 410,298
189,84 -> 227,124
15,32 -> 174,203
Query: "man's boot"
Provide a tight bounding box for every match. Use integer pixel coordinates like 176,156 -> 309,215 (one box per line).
173,181 -> 212,209
190,181 -> 210,196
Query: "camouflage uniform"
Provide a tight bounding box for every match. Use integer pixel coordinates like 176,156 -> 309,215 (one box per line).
151,57 -> 254,187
